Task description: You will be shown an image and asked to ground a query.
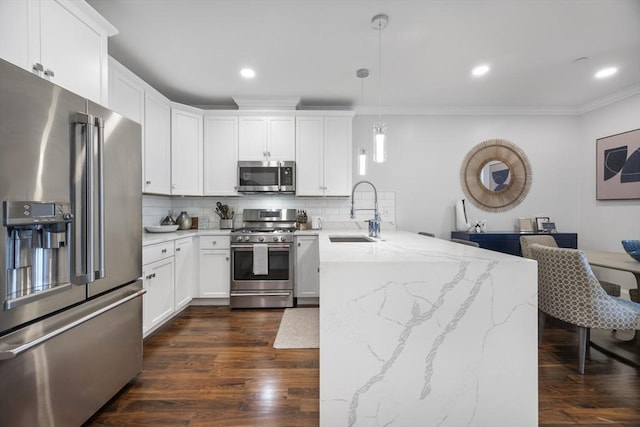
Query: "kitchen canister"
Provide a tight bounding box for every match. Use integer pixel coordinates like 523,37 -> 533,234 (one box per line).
175,211 -> 192,230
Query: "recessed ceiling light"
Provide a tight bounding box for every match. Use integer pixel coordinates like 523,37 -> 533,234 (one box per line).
240,68 -> 255,79
595,67 -> 617,79
472,64 -> 490,77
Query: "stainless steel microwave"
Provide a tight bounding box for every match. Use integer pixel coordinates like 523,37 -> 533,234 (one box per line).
237,161 -> 295,193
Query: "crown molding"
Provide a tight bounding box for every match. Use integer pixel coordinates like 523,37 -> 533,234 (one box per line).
576,85 -> 640,115
353,105 -> 578,116
352,85 -> 640,117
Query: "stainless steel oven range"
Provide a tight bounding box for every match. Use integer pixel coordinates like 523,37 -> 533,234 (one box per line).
230,209 -> 296,308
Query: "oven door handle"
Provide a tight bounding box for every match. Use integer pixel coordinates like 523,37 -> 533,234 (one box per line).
230,292 -> 292,297
231,244 -> 291,249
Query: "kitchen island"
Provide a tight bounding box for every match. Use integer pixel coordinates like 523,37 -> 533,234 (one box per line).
319,231 -> 538,426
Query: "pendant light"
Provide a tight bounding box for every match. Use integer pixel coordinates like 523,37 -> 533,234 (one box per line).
356,68 -> 369,176
371,13 -> 388,163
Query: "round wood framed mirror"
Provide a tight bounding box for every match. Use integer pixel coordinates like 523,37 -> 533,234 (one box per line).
460,139 -> 532,212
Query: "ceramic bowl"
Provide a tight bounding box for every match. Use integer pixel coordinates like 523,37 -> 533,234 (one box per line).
146,225 -> 179,233
621,240 -> 640,262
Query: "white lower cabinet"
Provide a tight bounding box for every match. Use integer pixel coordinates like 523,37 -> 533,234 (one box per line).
295,235 -> 320,298
174,237 -> 195,310
142,254 -> 175,337
198,236 -> 231,298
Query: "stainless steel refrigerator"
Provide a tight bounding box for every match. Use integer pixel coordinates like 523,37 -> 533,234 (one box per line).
0,58 -> 144,426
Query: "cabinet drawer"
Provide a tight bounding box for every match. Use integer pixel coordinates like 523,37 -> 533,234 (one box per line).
143,241 -> 175,265
200,235 -> 230,249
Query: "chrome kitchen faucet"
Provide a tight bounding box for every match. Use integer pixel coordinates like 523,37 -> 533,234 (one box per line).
350,180 -> 381,238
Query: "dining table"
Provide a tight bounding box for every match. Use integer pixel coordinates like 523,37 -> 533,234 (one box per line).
584,250 -> 640,368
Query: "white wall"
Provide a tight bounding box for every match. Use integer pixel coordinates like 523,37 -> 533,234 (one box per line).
352,114 -> 580,237
577,93 -> 640,290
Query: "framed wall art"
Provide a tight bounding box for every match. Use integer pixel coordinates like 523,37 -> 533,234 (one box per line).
596,128 -> 640,200
535,217 -> 550,232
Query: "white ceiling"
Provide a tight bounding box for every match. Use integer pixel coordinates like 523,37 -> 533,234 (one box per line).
87,0 -> 640,113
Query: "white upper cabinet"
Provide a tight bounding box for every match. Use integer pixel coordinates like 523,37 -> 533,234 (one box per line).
108,57 -> 171,195
108,57 -> 144,124
144,90 -> 172,195
295,117 -> 324,196
238,116 -> 295,161
0,0 -> 117,104
171,104 -> 203,196
296,114 -> 353,196
323,116 -> 353,196
204,115 -> 239,196
238,117 -> 266,161
267,116 -> 296,160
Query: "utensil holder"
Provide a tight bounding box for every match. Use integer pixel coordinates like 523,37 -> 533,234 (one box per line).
220,219 -> 233,229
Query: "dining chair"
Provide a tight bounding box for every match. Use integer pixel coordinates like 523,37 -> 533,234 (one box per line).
520,235 -> 621,297
530,244 -> 640,374
450,238 -> 480,247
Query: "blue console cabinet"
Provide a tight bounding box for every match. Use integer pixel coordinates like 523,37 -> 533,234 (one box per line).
450,231 -> 578,256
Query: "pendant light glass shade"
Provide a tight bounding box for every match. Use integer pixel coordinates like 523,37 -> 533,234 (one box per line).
358,147 -> 367,175
373,122 -> 386,163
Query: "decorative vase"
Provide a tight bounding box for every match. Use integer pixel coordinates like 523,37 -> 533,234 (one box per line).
175,211 -> 192,230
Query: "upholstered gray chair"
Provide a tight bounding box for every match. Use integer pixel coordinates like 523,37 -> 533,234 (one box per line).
450,238 -> 480,247
520,235 -> 621,297
530,244 -> 640,374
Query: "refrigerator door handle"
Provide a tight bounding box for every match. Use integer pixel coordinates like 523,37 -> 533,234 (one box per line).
72,112 -> 95,284
95,116 -> 105,280
0,289 -> 146,360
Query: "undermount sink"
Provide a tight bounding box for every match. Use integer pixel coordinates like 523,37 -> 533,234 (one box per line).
329,235 -> 376,243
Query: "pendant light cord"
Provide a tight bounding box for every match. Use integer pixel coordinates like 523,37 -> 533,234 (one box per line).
377,19 -> 382,120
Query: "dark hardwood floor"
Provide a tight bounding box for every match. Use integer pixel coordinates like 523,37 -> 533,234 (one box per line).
85,306 -> 640,426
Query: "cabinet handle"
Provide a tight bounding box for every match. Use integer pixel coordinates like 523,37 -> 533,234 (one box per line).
146,180 -> 151,185
211,241 -> 217,245
225,257 -> 229,261
44,69 -> 55,78
176,248 -> 181,252
161,249 -> 167,253
152,273 -> 156,278
32,62 -> 44,75
298,242 -> 301,247
172,184 -> 176,189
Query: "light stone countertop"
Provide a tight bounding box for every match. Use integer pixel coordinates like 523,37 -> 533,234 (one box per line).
319,230 -> 538,426
142,229 -> 232,246
143,228 -> 323,246
316,230 -> 526,263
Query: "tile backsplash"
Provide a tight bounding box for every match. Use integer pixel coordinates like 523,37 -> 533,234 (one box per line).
143,192 -> 396,230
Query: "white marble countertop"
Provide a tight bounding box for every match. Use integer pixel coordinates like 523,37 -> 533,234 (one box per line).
143,229 -> 232,246
319,230 -> 538,426
143,228 -> 324,246
317,229 -> 530,264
